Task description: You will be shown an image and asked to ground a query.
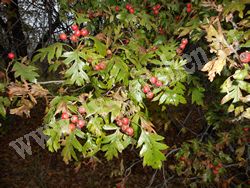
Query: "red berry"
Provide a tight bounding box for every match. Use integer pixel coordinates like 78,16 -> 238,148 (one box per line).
115,6 -> 119,12
150,76 -> 157,84
176,48 -> 183,55
122,117 -> 129,125
155,80 -> 163,87
243,127 -> 249,132
180,43 -> 186,50
78,107 -> 86,114
61,113 -> 69,120
77,119 -> 85,128
8,52 -> 15,60
125,4 -> 132,10
213,169 -> 219,175
208,163 -> 214,169
143,85 -> 151,94
70,35 -> 78,42
129,8 -> 135,14
59,33 -> 67,40
125,127 -> 134,136
151,46 -> 158,51
159,27 -> 164,35
69,123 -> 76,131
74,29 -> 81,37
99,62 -> 106,70
176,16 -> 181,21
71,24 -> 78,31
146,91 -> 154,99
116,119 -> 123,127
181,38 -> 188,45
187,7 -> 192,13
152,6 -> 157,11
94,64 -> 101,71
121,125 -> 129,132
80,28 -> 89,37
240,52 -> 250,63
180,156 -> 185,161
153,9 -> 159,15
123,39 -> 129,45
71,115 -> 78,123
217,163 -> 223,168
155,4 -> 161,9
187,3 -> 192,8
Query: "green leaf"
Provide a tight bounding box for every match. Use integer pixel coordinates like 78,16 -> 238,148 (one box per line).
0,97 -> 10,117
189,87 -> 205,106
12,62 -> 39,83
223,0 -> 246,18
137,129 -> 168,169
86,98 -> 122,122
44,120 -> 67,152
221,85 -> 242,104
87,116 -> 104,137
33,43 -> 64,63
129,80 -> 144,105
89,37 -> 107,56
240,40 -> 250,48
62,50 -> 90,86
82,134 -> 100,157
109,56 -> 129,85
102,130 -> 131,160
62,134 -> 79,164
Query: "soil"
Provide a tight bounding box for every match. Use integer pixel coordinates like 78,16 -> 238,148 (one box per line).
0,100 -> 205,188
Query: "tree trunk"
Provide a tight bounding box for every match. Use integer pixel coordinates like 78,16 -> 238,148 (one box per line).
7,0 -> 27,57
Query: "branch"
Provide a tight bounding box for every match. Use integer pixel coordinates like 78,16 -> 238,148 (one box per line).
0,17 -> 7,31
7,0 -> 28,56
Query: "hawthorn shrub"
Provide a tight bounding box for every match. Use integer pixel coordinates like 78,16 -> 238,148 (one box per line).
1,0 -> 250,186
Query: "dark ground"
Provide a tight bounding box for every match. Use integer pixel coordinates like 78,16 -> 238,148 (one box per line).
0,100 -> 205,188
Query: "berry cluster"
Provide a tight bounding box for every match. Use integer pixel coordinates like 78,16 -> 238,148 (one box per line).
94,61 -> 106,71
115,116 -> 134,137
176,38 -> 188,55
142,76 -> 163,99
208,162 -> 223,175
186,3 -> 192,13
240,52 -> 250,64
61,106 -> 87,131
152,4 -> 161,15
125,4 -> 135,14
59,24 -> 89,43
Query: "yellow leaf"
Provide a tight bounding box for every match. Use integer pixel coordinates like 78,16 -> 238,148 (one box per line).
201,50 -> 227,81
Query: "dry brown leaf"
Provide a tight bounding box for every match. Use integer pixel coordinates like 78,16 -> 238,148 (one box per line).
7,83 -> 29,99
10,98 -> 34,117
30,84 -> 49,97
202,22 -> 234,81
28,93 -> 37,104
95,33 -> 106,42
78,93 -> 89,103
140,118 -> 156,133
54,102 -> 69,115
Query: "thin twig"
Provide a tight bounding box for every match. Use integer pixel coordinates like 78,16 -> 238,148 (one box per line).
37,80 -> 64,85
165,148 -> 180,158
146,170 -> 158,188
